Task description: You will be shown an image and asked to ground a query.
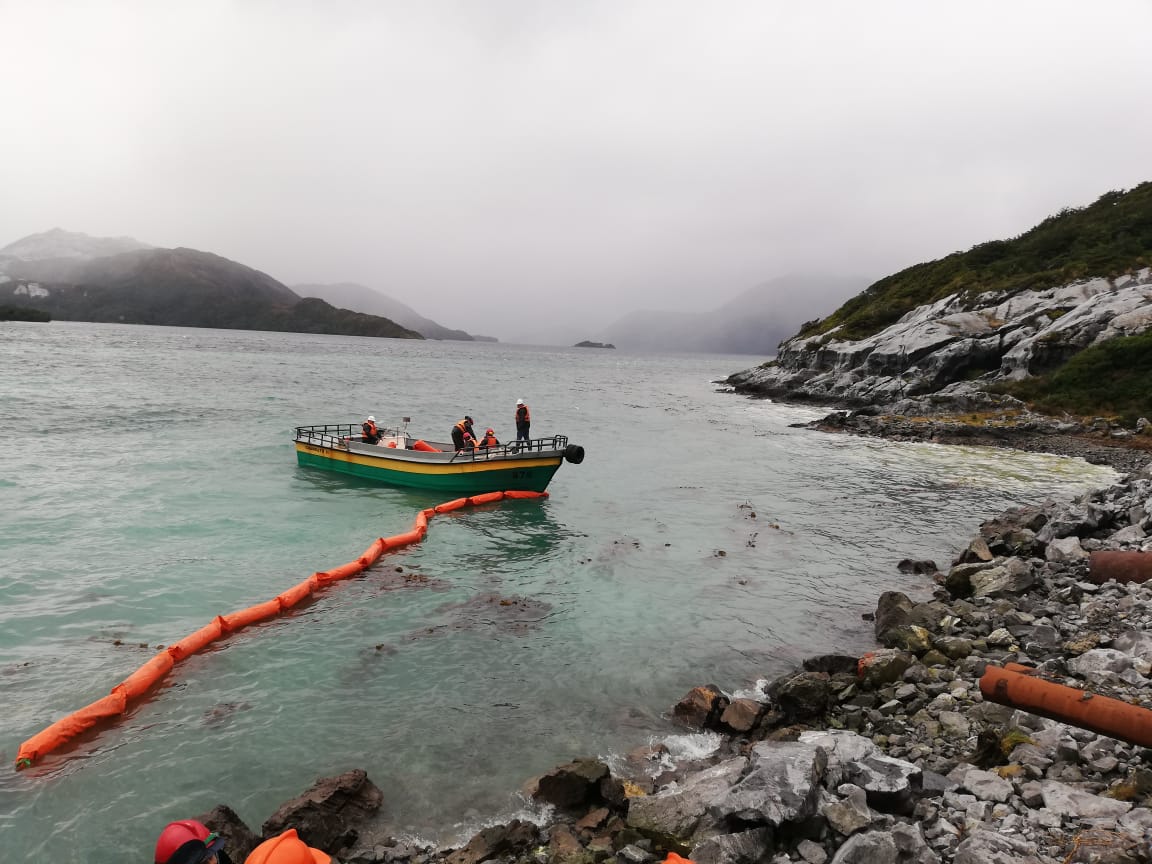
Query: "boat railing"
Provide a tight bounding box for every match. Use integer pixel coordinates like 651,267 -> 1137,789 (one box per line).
294,424 -> 388,450
450,435 -> 568,462
296,426 -> 567,459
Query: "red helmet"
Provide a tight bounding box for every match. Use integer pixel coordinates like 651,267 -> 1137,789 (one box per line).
154,820 -> 226,864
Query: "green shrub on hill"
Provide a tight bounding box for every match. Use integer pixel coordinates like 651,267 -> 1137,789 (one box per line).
802,183 -> 1152,342
991,330 -> 1152,424
0,305 -> 50,322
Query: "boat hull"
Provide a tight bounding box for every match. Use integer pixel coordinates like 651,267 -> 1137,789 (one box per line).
295,441 -> 563,493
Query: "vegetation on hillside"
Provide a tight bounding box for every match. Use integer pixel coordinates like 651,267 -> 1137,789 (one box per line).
800,182 -> 1152,342
0,247 -> 424,339
990,330 -> 1152,425
8,285 -> 422,338
0,305 -> 51,322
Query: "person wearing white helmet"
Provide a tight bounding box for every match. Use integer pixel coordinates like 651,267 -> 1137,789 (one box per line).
361,415 -> 380,444
514,398 -> 531,444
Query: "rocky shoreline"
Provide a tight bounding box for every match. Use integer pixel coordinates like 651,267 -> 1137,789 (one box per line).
191,456 -> 1152,864
805,405 -> 1152,476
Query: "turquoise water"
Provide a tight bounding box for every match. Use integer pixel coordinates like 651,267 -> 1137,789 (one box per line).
0,322 -> 1117,862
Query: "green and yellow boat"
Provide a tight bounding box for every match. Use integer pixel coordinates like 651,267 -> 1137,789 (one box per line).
294,422 -> 585,494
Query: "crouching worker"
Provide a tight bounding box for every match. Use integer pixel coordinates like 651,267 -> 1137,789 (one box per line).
245,828 -> 330,864
155,819 -> 233,864
450,415 -> 475,451
479,428 -> 500,449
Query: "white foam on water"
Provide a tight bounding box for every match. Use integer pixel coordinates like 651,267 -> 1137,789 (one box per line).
730,678 -> 770,702
653,731 -> 723,766
441,796 -> 555,850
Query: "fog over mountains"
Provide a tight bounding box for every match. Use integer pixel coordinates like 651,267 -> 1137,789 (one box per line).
1,228 -> 863,354
593,275 -> 865,355
293,283 -> 478,341
0,227 -> 152,262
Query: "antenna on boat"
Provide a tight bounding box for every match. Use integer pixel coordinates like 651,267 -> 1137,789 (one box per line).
401,417 -> 410,435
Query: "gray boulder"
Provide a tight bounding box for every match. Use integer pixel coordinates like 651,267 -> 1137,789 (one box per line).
1039,779 -> 1133,819
970,558 -> 1035,598
712,741 -> 826,828
626,757 -> 747,839
828,831 -> 898,864
689,829 -> 773,864
952,829 -> 1045,864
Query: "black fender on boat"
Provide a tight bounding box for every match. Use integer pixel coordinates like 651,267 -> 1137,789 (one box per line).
563,444 -> 585,465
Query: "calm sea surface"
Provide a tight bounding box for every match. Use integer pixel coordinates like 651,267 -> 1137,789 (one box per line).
0,322 -> 1117,862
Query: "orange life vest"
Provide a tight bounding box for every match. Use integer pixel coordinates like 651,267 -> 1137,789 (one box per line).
362,420 -> 378,441
481,434 -> 499,448
516,404 -> 530,423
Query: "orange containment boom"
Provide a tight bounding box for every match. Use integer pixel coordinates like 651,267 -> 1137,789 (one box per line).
980,663 -> 1152,747
15,490 -> 549,770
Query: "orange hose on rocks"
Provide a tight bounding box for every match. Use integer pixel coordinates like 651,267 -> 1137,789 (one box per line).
14,490 -> 549,770
980,663 -> 1152,747
1088,551 -> 1152,585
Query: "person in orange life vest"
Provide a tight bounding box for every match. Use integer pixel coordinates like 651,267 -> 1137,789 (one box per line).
479,428 -> 500,449
515,399 -> 530,442
361,415 -> 380,444
245,828 -> 330,864
450,415 -> 474,451
155,819 -> 233,864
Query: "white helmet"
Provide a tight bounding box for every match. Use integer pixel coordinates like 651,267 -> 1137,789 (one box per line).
516,399 -> 524,405
367,415 -> 375,422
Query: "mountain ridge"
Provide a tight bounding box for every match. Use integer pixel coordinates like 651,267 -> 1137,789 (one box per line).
0,234 -> 422,339
294,282 -> 476,341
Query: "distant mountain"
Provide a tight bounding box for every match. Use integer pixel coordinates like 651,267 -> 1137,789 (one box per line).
0,236 -> 422,339
0,229 -> 155,284
295,282 -> 476,341
0,227 -> 152,261
597,275 -> 865,355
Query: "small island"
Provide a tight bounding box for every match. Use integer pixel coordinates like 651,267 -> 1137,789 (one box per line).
0,305 -> 51,322
574,340 -> 615,349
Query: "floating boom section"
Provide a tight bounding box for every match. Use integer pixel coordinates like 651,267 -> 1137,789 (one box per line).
15,490 -> 545,770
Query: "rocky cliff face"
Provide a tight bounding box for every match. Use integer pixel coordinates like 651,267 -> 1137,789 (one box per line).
728,268 -> 1152,410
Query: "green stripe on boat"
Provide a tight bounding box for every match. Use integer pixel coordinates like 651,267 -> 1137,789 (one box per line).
293,423 -> 583,494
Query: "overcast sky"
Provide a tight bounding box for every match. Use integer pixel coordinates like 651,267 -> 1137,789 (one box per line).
3,1 -> 1151,342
